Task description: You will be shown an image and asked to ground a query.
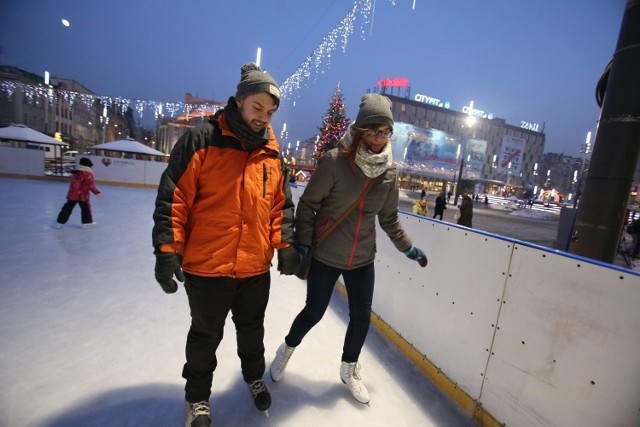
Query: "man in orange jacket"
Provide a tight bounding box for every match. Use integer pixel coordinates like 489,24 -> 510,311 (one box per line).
152,63 -> 299,427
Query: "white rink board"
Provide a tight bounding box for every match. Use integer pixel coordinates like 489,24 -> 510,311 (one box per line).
0,146 -> 46,175
86,155 -> 166,186
291,183 -> 640,426
482,243 -> 640,427
373,212 -> 513,398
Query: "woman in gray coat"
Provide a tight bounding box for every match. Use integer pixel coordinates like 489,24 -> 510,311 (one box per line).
269,94 -> 427,404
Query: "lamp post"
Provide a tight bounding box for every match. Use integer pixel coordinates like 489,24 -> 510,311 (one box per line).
490,154 -> 497,180
451,143 -> 461,193
454,115 -> 476,206
573,131 -> 592,207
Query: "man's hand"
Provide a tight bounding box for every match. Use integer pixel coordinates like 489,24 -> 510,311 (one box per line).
154,252 -> 184,293
277,246 -> 301,276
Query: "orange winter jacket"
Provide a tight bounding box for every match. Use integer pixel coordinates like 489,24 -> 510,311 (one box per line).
152,111 -> 295,278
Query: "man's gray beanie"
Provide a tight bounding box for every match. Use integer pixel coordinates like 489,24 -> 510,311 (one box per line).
354,93 -> 394,130
235,63 -> 281,106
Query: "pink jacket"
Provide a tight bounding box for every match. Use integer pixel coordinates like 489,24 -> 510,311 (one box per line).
67,167 -> 101,201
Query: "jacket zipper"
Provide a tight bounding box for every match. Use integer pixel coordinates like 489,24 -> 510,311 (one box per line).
263,163 -> 267,197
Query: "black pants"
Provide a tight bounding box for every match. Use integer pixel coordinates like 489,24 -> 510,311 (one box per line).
433,211 -> 443,220
285,259 -> 374,363
182,271 -> 270,403
57,199 -> 93,224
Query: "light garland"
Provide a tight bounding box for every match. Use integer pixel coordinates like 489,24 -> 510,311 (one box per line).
0,79 -> 222,121
0,0 -> 405,121
279,0 -> 375,103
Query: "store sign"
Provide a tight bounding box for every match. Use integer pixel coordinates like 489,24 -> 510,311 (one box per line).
378,77 -> 409,87
462,104 -> 493,119
414,93 -> 450,108
520,121 -> 541,132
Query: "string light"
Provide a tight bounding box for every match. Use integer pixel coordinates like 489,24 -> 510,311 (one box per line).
0,80 -> 221,121
279,0 -> 376,103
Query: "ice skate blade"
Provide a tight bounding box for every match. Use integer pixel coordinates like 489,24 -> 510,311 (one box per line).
263,409 -> 270,417
341,379 -> 370,405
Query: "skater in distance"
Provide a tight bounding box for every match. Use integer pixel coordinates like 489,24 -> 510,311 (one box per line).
270,93 -> 428,405
152,63 -> 299,426
55,157 -> 103,229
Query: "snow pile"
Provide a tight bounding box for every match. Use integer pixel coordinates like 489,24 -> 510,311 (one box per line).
509,208 -> 559,221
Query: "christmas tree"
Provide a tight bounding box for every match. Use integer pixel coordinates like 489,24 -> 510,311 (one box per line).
315,83 -> 350,163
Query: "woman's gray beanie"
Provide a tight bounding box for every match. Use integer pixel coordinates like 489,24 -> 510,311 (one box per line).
235,63 -> 281,106
354,93 -> 394,130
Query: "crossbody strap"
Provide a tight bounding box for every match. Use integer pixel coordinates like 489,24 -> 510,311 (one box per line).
315,176 -> 379,244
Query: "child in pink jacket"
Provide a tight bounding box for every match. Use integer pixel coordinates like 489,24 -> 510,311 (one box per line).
56,157 -> 103,229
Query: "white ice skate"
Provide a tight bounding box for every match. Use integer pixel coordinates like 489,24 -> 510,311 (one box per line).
270,342 -> 295,382
340,361 -> 370,404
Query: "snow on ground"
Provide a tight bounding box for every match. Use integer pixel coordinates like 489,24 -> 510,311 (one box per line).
0,177 -> 474,427
507,208 -> 559,220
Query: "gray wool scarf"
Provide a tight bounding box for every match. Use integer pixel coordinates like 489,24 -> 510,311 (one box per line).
355,141 -> 393,178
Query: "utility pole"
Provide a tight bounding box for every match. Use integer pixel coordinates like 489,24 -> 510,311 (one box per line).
569,0 -> 640,262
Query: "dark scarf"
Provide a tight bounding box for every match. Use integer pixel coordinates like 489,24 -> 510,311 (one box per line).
223,96 -> 271,152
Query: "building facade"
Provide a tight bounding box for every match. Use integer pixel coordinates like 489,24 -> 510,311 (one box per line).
383,93 -> 546,197
0,65 -> 139,154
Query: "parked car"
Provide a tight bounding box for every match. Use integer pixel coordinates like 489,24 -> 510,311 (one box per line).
62,151 -> 78,163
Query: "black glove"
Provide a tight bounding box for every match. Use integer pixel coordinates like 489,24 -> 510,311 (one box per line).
277,245 -> 301,276
154,252 -> 184,293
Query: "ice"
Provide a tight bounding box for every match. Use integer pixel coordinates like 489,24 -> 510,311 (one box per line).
0,177 -> 474,426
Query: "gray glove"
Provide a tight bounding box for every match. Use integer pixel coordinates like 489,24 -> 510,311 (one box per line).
277,246 -> 301,275
154,252 -> 184,293
403,246 -> 428,267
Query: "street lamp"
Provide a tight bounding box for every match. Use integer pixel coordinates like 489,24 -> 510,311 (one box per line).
454,115 -> 476,206
573,131 -> 592,207
490,154 -> 497,180
451,143 -> 461,192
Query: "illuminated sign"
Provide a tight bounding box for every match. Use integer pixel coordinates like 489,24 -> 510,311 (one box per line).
462,102 -> 493,119
414,93 -> 450,108
520,121 -> 541,132
378,77 -> 409,87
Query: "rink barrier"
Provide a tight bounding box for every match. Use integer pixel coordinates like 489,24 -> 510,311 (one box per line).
0,148 -> 164,188
291,184 -> 640,427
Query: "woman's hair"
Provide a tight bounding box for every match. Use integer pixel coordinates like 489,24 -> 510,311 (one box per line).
339,125 -> 372,171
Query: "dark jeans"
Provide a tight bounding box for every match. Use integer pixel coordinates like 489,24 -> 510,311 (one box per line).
182,271 -> 270,403
57,199 -> 93,224
433,211 -> 443,220
285,258 -> 375,363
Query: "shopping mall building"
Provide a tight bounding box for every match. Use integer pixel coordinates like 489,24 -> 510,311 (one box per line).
381,91 -> 546,198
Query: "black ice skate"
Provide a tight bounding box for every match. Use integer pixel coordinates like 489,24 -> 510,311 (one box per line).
247,379 -> 271,416
185,400 -> 211,427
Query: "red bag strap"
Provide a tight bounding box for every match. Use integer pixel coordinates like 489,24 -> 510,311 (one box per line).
315,176 -> 379,244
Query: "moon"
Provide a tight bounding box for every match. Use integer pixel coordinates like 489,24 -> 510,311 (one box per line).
61,19 -> 70,27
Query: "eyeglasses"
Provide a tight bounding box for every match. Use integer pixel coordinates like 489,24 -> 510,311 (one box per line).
366,128 -> 393,139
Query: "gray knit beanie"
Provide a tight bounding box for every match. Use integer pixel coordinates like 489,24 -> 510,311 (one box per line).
235,63 -> 281,106
354,93 -> 394,130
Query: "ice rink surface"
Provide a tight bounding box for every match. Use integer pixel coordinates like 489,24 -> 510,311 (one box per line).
0,177 -> 475,427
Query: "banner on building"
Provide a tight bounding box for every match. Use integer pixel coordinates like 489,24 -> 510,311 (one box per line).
391,122 -> 486,178
498,135 -> 525,175
464,138 -> 487,180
